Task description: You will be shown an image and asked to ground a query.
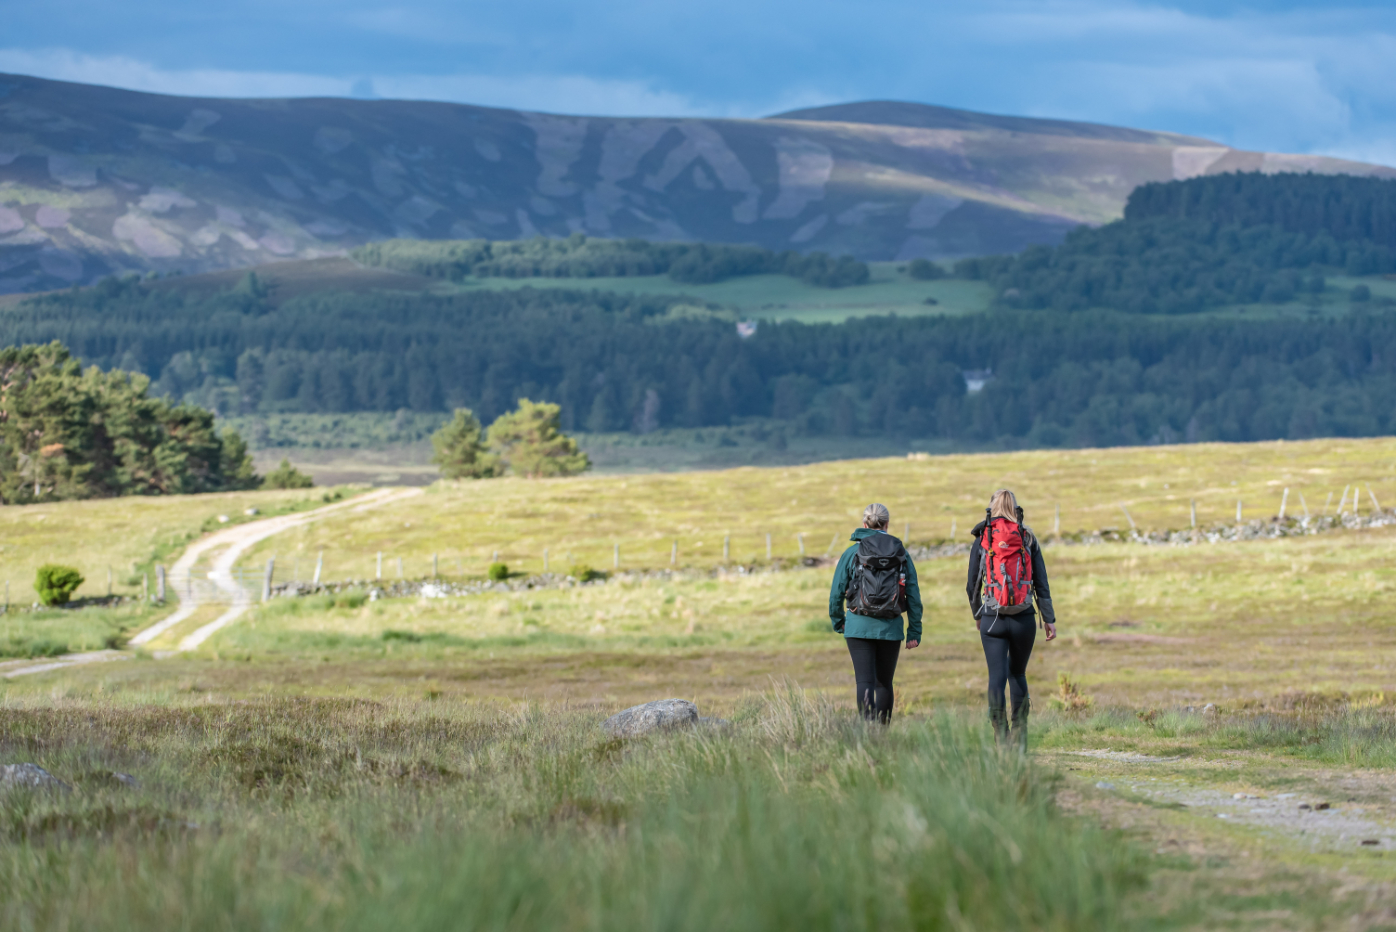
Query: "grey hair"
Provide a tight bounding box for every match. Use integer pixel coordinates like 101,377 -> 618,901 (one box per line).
862,503 -> 890,529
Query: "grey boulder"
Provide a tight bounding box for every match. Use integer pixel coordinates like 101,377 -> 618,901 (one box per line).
602,699 -> 699,737
1,763 -> 69,791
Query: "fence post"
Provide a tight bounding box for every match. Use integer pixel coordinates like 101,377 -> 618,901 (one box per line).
543,549 -> 549,573
1338,485 -> 1350,515
951,518 -> 957,539
313,551 -> 323,585
1120,505 -> 1136,530
1190,499 -> 1197,529
1054,504 -> 1061,537
397,557 -> 403,579
433,553 -> 439,578
613,543 -> 619,569
262,558 -> 275,603
1323,491 -> 1334,516
156,565 -> 166,602
143,573 -> 148,603
670,540 -> 677,566
1236,499 -> 1243,523
1298,490 -> 1310,519
376,552 -> 383,580
903,522 -> 910,541
797,533 -> 805,556
1279,487 -> 1289,521
1370,486 -> 1383,513
825,533 -> 838,557
724,534 -> 730,562
766,533 -> 772,560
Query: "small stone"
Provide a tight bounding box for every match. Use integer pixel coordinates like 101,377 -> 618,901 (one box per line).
1299,803 -> 1312,810
244,507 -> 259,516
1315,802 -> 1331,811
1202,703 -> 1216,713
1095,781 -> 1115,790
112,772 -> 139,788
601,699 -> 699,738
1277,793 -> 1297,799
0,763 -> 69,791
1362,839 -> 1380,846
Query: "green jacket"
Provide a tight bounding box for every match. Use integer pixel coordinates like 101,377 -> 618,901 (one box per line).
828,528 -> 923,642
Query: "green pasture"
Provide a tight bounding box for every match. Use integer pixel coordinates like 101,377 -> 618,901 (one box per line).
439,261 -> 995,322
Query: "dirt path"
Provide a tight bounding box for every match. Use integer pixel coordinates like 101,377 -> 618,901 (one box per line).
2,487 -> 421,678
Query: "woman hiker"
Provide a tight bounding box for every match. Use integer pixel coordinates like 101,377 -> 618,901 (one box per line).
829,503 -> 923,723
967,489 -> 1056,750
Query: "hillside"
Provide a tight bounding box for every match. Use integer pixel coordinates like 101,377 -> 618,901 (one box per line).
1,73 -> 1392,293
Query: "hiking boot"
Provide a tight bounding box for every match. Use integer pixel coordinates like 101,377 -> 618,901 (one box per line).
1009,697 -> 1031,753
989,703 -> 1009,746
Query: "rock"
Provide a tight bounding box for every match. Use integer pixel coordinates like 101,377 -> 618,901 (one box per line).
1315,802 -> 1331,811
1362,839 -> 1381,846
0,763 -> 69,791
601,699 -> 699,738
1202,703 -> 1217,714
1095,781 -> 1116,791
112,772 -> 139,788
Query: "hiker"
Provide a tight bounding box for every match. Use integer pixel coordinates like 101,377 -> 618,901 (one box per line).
828,503 -> 923,723
967,489 -> 1055,750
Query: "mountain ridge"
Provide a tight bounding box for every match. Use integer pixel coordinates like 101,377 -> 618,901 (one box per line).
1,72 -> 1392,294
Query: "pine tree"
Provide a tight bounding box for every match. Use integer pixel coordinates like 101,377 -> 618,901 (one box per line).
431,408 -> 502,479
486,399 -> 590,478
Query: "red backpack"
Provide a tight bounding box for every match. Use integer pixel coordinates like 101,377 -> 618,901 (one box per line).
978,516 -> 1034,616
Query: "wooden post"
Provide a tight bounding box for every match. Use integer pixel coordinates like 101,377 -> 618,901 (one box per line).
1054,504 -> 1061,537
1279,488 -> 1289,521
766,533 -> 772,560
951,518 -> 957,539
396,557 -> 403,579
1323,491 -> 1334,516
1190,499 -> 1197,529
106,567 -> 112,597
262,558 -> 274,602
433,553 -> 439,577
543,549 -> 549,573
313,552 -> 323,585
1236,499 -> 1243,523
1298,490 -> 1310,519
1370,486 -> 1382,513
724,535 -> 730,562
376,552 -> 383,579
797,533 -> 805,556
1120,505 -> 1136,530
613,543 -> 620,569
670,540 -> 677,566
1338,485 -> 1351,515
156,565 -> 166,602
825,533 -> 838,557
904,522 -> 910,541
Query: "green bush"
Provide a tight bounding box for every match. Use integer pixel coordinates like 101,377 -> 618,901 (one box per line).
263,458 -> 314,489
332,590 -> 367,609
34,564 -> 84,606
907,258 -> 944,280
569,564 -> 607,582
487,562 -> 509,581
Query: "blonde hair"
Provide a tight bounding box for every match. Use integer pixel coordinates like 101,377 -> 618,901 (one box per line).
989,489 -> 1019,522
862,503 -> 890,529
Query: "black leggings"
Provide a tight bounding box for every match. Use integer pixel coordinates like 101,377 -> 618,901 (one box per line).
846,637 -> 901,722
980,613 -> 1036,711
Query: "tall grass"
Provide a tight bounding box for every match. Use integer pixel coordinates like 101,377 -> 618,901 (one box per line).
0,690 -> 1144,931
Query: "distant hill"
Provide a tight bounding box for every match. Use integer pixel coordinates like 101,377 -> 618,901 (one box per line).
1,73 -> 1392,293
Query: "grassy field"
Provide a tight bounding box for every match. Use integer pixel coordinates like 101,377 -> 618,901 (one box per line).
234,436 -> 1396,580
0,487 -> 353,606
8,437 -> 1396,928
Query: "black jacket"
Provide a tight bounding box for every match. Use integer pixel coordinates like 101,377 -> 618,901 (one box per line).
966,519 -> 1055,626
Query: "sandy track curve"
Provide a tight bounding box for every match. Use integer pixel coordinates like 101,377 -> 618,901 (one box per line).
3,487 -> 421,678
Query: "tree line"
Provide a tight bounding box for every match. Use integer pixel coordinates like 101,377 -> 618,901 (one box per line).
7,276 -> 1396,450
955,172 -> 1396,313
352,234 -> 871,287
0,342 -> 259,503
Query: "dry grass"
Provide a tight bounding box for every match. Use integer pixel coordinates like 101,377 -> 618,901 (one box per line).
235,437 -> 1396,579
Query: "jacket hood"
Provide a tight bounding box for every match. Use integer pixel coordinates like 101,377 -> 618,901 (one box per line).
850,527 -> 885,541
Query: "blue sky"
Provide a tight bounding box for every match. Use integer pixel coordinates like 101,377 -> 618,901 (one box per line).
5,0 -> 1396,164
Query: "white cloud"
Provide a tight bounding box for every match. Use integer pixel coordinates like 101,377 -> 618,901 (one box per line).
0,47 -> 711,117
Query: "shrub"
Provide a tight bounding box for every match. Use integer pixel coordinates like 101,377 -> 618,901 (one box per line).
569,564 -> 607,582
907,258 -> 944,280
487,562 -> 509,581
263,458 -> 314,489
34,564 -> 84,606
332,590 -> 367,609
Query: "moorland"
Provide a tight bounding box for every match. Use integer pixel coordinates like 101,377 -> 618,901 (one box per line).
5,437 -> 1396,928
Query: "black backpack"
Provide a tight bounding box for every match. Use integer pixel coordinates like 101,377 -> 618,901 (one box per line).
844,533 -> 908,619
